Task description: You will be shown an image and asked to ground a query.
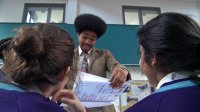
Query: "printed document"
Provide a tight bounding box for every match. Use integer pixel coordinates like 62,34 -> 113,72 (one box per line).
73,72 -> 130,108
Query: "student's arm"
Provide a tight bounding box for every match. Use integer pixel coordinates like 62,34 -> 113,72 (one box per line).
52,89 -> 86,112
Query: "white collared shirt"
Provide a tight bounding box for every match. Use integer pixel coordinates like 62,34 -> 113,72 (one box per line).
156,72 -> 192,90
78,46 -> 92,71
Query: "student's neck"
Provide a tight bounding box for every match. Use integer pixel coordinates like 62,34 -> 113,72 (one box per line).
1,65 -> 9,74
25,84 -> 53,97
38,84 -> 54,97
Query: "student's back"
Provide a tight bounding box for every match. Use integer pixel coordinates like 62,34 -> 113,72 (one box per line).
0,88 -> 65,112
126,79 -> 200,112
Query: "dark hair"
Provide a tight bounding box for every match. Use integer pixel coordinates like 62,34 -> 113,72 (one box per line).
11,24 -> 75,86
0,37 -> 13,60
74,13 -> 107,38
138,12 -> 200,73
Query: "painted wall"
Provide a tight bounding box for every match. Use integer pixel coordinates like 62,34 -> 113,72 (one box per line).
78,0 -> 124,24
198,0 -> 200,23
0,0 -> 199,23
77,0 -> 200,24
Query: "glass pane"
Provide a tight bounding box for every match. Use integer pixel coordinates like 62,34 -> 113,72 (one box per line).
124,9 -> 139,25
50,7 -> 64,23
26,7 -> 48,23
142,10 -> 159,25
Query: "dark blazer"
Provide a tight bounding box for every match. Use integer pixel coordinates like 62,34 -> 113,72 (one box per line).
67,48 -> 131,112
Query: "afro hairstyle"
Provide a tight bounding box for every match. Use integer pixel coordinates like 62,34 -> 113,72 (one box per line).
74,14 -> 107,38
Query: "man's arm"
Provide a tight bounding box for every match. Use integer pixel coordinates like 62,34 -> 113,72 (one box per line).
104,49 -> 131,88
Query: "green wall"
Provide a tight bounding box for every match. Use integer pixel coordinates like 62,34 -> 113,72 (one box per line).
0,23 -> 140,65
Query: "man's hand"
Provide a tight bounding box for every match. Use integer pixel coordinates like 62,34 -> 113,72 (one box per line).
109,68 -> 128,88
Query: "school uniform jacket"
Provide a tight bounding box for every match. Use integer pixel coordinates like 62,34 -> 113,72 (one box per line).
0,83 -> 65,112
125,78 -> 200,112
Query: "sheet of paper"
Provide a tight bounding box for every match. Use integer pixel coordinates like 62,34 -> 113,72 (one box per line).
73,72 -> 130,108
76,72 -> 109,82
82,101 -> 115,108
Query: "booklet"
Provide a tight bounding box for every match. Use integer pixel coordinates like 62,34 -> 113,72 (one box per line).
73,72 -> 130,108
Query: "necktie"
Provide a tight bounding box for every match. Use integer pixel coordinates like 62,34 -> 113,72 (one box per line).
81,54 -> 89,73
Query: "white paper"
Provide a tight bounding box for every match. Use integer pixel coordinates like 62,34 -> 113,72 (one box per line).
73,72 -> 130,108
120,93 -> 127,106
82,101 -> 115,108
76,72 -> 109,82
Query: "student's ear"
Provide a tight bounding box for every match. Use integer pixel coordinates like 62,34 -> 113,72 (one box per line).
77,32 -> 81,36
151,54 -> 157,67
2,50 -> 8,60
58,66 -> 71,81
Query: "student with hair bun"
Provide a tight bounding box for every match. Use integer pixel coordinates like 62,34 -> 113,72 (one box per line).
0,24 -> 86,112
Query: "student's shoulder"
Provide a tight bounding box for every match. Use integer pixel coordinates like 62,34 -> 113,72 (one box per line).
125,93 -> 162,112
14,91 -> 65,112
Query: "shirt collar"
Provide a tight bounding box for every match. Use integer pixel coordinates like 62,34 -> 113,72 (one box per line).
78,46 -> 92,56
156,71 -> 192,89
11,81 -> 44,95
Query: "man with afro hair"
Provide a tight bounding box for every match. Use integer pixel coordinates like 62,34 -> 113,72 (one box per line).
70,13 -> 131,112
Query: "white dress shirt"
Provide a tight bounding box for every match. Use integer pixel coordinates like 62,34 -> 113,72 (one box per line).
78,46 -> 92,71
156,71 -> 192,90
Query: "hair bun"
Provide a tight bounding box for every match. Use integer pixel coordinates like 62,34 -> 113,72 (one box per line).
13,27 -> 44,60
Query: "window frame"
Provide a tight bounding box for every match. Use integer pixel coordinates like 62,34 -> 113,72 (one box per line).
122,6 -> 161,25
22,3 -> 66,23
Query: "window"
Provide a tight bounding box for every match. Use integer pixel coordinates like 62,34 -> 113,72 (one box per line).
122,6 -> 161,25
22,4 -> 65,23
